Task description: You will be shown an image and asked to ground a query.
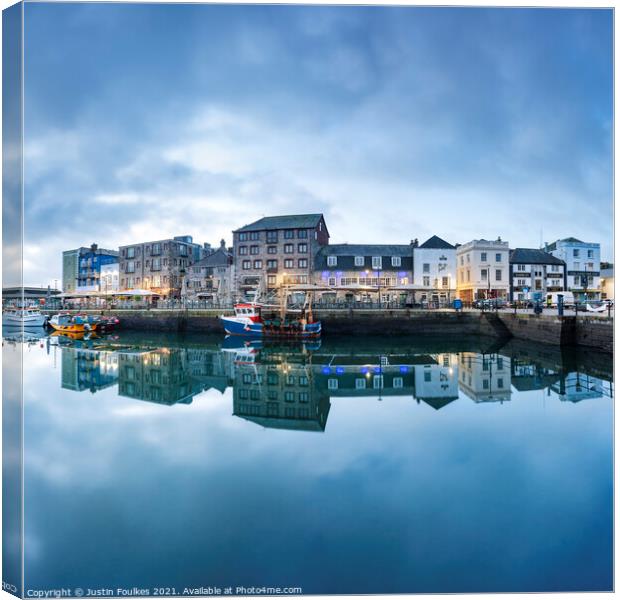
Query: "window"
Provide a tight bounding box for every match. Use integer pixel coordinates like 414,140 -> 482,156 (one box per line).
481,269 -> 488,281
423,276 -> 430,286
239,246 -> 248,255
391,256 -> 401,267
239,233 -> 248,241
298,243 -> 308,253
460,256 -> 464,266
328,277 -> 336,286
481,252 -> 487,262
372,256 -> 382,269
355,256 -> 364,266
242,260 -> 251,270
298,229 -> 307,239
423,263 -> 430,273
299,392 -> 309,403
573,249 -> 580,257
249,232 -> 259,241
497,357 -> 503,370
127,247 -> 135,258
250,246 -> 259,255
253,260 -> 262,269
126,261 -> 135,273
284,243 -> 294,254
393,377 -> 403,389
424,371 -> 431,382
355,378 -> 366,390
497,378 -> 504,389
267,275 -> 276,286
284,229 -> 295,239
495,269 -> 502,281
551,264 -> 559,272
266,231 -> 278,243
574,276 -> 580,285
327,255 -> 337,267
284,259 -> 294,269
267,259 -> 277,269
483,379 -> 489,389
442,276 -> 449,288
373,375 -> 384,389
298,259 -> 308,268
152,243 -> 161,255
328,378 -> 338,390
587,249 -> 593,258
179,245 -> 188,256
152,258 -> 161,271
284,391 -> 294,402
495,253 -> 501,262
267,246 -> 277,254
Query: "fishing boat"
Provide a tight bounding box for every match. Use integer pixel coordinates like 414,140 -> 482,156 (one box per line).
48,313 -> 92,333
220,289 -> 322,339
2,307 -> 47,327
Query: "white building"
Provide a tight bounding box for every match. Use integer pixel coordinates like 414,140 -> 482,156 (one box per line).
544,238 -> 601,301
456,238 -> 510,302
414,353 -> 459,409
412,235 -> 457,304
509,248 -> 565,302
100,263 -> 119,293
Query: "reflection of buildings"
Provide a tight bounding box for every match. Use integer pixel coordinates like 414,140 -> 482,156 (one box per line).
118,349 -> 205,405
551,372 -> 607,403
414,354 -> 459,409
510,358 -> 562,393
61,348 -> 119,393
458,352 -> 512,403
232,354 -> 330,432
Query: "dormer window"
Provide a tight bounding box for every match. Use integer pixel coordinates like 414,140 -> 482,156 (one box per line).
391,256 -> 401,267
327,255 -> 337,267
372,256 -> 382,269
354,256 -> 364,266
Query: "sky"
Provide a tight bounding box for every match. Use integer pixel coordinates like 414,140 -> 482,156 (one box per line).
15,3 -> 614,286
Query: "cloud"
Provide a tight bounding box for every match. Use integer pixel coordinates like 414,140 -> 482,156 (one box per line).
20,4 -> 613,287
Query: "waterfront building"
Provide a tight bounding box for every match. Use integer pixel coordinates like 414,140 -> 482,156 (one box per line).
508,248 -> 565,302
544,238 -> 601,301
600,263 -> 613,300
551,372 -> 606,403
412,235 -> 457,304
100,263 -> 119,293
456,238 -> 510,302
62,244 -> 119,293
458,352 -> 512,403
118,235 -> 208,299
186,240 -> 234,304
232,214 -> 329,299
314,244 -> 413,304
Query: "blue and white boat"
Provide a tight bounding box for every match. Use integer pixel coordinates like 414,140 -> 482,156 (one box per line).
220,302 -> 322,339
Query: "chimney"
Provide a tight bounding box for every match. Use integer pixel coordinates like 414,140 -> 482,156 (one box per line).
220,239 -> 226,249
412,238 -> 419,248
90,243 -> 98,252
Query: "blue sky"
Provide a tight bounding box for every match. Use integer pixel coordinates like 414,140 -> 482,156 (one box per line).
19,3 -> 613,286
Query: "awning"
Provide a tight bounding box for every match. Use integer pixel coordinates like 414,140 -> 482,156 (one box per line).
111,289 -> 162,297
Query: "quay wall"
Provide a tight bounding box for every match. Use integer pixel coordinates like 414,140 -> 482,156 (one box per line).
69,309 -> 612,352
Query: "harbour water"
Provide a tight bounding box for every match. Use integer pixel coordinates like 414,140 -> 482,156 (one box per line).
7,330 -> 613,594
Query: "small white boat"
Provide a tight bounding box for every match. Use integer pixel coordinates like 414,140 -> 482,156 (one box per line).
2,307 -> 47,327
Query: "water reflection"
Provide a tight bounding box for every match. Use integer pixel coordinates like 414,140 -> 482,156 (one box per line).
15,331 -> 611,430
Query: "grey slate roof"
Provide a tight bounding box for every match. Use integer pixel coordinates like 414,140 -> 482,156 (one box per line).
510,248 -> 565,265
418,235 -> 455,250
601,267 -> 614,278
234,214 -> 324,233
193,248 -> 231,268
315,244 -> 413,271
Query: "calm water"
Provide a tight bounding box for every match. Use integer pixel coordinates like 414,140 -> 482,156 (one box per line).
6,330 -> 614,595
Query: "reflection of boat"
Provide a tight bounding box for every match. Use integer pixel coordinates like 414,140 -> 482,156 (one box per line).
3,307 -> 47,327
2,325 -> 48,344
220,302 -> 321,338
49,314 -> 92,333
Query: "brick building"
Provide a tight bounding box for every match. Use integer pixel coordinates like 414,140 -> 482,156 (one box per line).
232,214 -> 329,299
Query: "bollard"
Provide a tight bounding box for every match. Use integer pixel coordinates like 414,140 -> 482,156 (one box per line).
557,294 -> 564,317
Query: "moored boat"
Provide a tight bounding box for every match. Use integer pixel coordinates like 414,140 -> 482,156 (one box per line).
48,313 -> 92,333
220,302 -> 321,338
2,307 -> 47,327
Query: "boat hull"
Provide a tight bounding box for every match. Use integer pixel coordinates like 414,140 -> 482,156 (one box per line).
221,316 -> 321,338
49,323 -> 88,333
2,314 -> 46,327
